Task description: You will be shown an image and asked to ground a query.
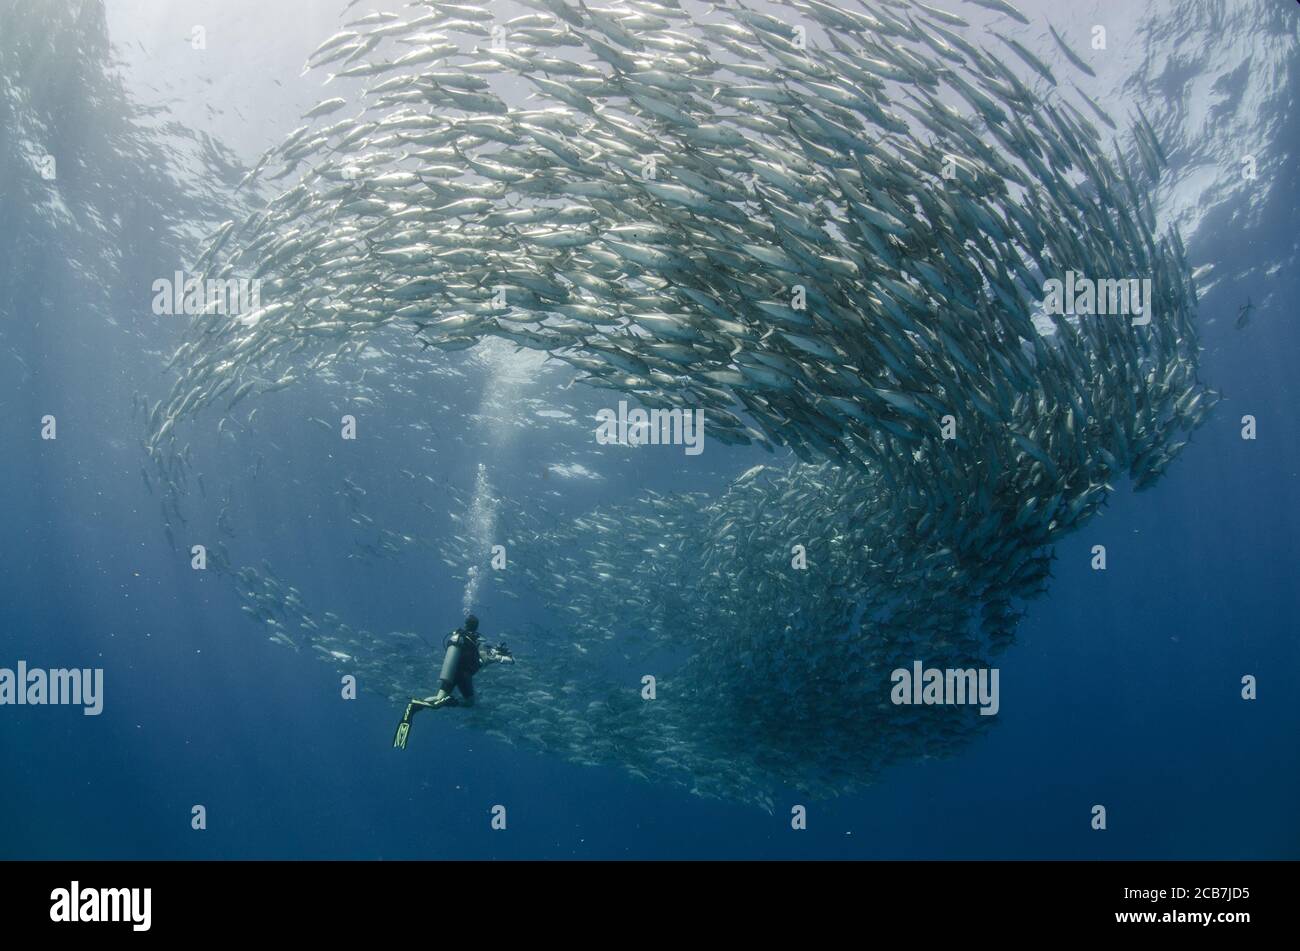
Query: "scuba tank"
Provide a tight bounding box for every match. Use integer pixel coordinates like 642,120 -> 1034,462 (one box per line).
439,630 -> 465,684
438,628 -> 482,683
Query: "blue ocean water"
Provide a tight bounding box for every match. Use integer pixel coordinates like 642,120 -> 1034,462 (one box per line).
1,0 -> 1297,859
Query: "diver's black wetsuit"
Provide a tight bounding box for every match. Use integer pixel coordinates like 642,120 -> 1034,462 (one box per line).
426,620 -> 512,708
442,628 -> 484,704
393,617 -> 513,749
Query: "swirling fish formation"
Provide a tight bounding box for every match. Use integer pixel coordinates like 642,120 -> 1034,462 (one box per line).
149,0 -> 1215,809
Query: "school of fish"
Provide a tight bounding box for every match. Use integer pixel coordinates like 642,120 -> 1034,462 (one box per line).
142,0 -> 1219,809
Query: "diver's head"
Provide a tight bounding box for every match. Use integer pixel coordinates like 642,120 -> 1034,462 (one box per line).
464,614 -> 479,632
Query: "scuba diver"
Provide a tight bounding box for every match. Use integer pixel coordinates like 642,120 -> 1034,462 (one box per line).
1235,296 -> 1254,329
393,615 -> 513,750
